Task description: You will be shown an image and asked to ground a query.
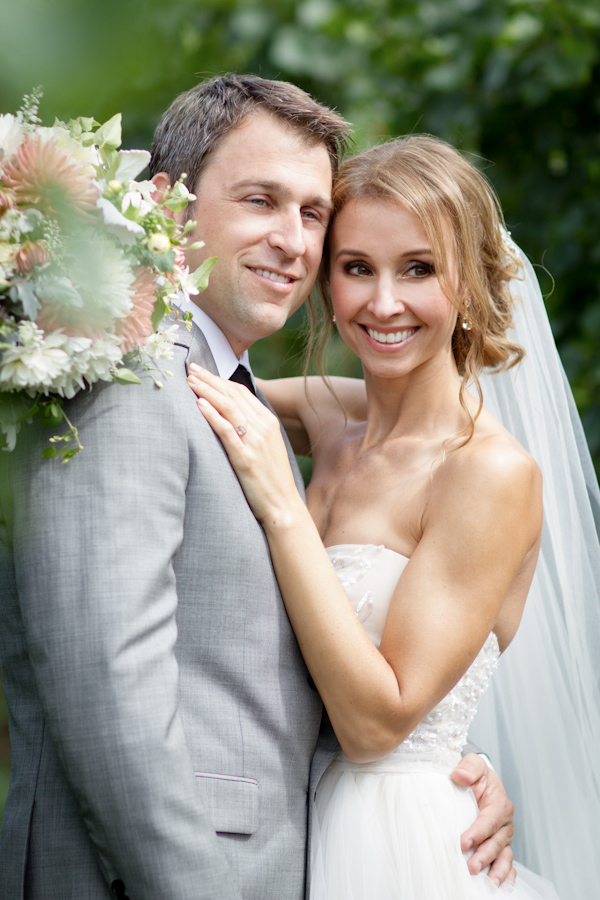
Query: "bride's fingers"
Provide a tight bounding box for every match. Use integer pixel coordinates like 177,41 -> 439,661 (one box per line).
188,369 -> 261,428
196,398 -> 248,463
188,365 -> 267,414
188,363 -> 255,405
197,396 -> 297,523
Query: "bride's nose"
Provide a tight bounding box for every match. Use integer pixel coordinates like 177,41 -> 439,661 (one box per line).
366,277 -> 406,319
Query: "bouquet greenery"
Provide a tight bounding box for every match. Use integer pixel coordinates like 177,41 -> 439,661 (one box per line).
0,89 -> 215,461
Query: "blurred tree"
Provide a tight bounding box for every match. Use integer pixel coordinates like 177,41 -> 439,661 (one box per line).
2,1 -> 599,461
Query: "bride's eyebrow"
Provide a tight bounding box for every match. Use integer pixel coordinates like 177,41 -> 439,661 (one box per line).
334,247 -> 433,260
334,248 -> 370,260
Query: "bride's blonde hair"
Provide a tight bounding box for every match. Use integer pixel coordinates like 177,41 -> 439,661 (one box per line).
306,134 -> 525,446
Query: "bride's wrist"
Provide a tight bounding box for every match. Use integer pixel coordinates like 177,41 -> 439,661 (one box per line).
260,497 -> 311,537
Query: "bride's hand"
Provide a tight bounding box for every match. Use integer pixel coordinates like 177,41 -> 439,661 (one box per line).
187,365 -> 304,525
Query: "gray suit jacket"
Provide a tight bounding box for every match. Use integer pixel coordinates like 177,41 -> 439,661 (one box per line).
0,321 -> 322,900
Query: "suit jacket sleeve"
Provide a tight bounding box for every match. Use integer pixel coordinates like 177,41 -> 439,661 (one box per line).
8,351 -> 241,900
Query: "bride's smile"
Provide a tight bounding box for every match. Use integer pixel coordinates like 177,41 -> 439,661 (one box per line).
329,198 -> 459,383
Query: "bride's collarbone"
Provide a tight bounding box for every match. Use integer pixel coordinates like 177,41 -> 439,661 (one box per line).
312,432 -> 448,506
308,457 -> 429,556
308,430 -> 496,555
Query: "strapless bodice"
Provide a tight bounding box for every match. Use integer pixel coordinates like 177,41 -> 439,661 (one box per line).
327,544 -> 499,764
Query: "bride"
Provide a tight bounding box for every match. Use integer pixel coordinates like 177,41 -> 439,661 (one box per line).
188,135 -> 600,898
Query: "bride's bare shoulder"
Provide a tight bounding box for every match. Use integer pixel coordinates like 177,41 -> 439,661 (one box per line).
434,408 -> 542,531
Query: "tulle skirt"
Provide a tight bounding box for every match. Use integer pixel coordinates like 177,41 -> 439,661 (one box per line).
310,753 -> 561,900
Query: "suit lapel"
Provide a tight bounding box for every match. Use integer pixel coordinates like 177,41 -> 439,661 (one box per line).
172,320 -> 219,376
175,319 -> 306,498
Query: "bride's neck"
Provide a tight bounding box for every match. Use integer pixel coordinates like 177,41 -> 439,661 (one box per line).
361,357 -> 468,449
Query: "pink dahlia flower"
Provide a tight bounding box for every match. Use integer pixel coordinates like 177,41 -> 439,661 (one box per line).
2,135 -> 99,222
115,267 -> 157,354
15,241 -> 49,274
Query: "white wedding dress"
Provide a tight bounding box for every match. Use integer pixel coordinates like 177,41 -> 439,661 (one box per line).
310,544 -> 561,900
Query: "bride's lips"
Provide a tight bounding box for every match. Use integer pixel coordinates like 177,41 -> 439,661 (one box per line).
360,324 -> 419,351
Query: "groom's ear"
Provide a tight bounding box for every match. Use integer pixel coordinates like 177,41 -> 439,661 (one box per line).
150,172 -> 183,224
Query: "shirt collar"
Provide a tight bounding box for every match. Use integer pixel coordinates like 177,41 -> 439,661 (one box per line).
179,294 -> 255,386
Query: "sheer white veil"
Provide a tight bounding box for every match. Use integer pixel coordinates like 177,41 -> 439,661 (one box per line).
468,245 -> 600,899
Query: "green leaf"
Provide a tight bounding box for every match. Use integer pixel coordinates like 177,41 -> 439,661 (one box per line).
151,297 -> 169,332
95,113 -> 122,151
41,446 -> 58,458
100,147 -> 119,177
163,197 -> 186,212
31,271 -> 83,308
79,117 -> 97,132
153,249 -> 176,273
8,282 -> 41,319
188,257 -> 218,293
61,448 -> 80,462
112,367 -> 142,385
68,118 -> 83,137
0,392 -> 34,449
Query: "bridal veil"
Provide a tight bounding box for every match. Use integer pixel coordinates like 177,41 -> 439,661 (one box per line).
470,246 -> 600,900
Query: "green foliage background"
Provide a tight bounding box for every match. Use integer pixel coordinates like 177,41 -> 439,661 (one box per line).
1,0 -> 600,820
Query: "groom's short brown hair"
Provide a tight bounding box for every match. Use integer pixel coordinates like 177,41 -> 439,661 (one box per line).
149,74 -> 351,197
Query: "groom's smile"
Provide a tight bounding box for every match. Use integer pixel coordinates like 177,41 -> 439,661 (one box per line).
247,266 -> 297,285
179,109 -> 333,357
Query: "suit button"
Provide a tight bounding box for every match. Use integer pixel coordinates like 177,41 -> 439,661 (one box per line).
111,880 -> 130,899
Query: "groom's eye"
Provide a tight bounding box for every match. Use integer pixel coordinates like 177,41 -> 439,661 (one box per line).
301,208 -> 320,222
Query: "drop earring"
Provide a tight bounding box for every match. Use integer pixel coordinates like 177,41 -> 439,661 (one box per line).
332,315 -> 337,325
461,300 -> 472,331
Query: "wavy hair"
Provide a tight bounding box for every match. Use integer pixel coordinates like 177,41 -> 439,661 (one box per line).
306,135 -> 525,446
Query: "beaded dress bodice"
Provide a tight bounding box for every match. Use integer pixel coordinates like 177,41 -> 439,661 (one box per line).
327,544 -> 500,764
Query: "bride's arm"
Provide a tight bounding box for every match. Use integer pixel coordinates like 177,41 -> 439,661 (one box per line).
188,367 -> 542,764
255,375 -> 367,456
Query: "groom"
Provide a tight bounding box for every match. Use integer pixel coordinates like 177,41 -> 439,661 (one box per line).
0,75 -> 514,900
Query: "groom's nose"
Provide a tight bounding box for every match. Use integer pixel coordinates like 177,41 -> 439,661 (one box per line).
267,208 -> 307,259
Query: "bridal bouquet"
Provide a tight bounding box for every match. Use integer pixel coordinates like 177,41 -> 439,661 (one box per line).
0,89 -> 215,461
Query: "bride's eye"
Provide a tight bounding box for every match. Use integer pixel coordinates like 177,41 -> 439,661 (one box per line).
345,261 -> 372,277
406,261 -> 435,278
